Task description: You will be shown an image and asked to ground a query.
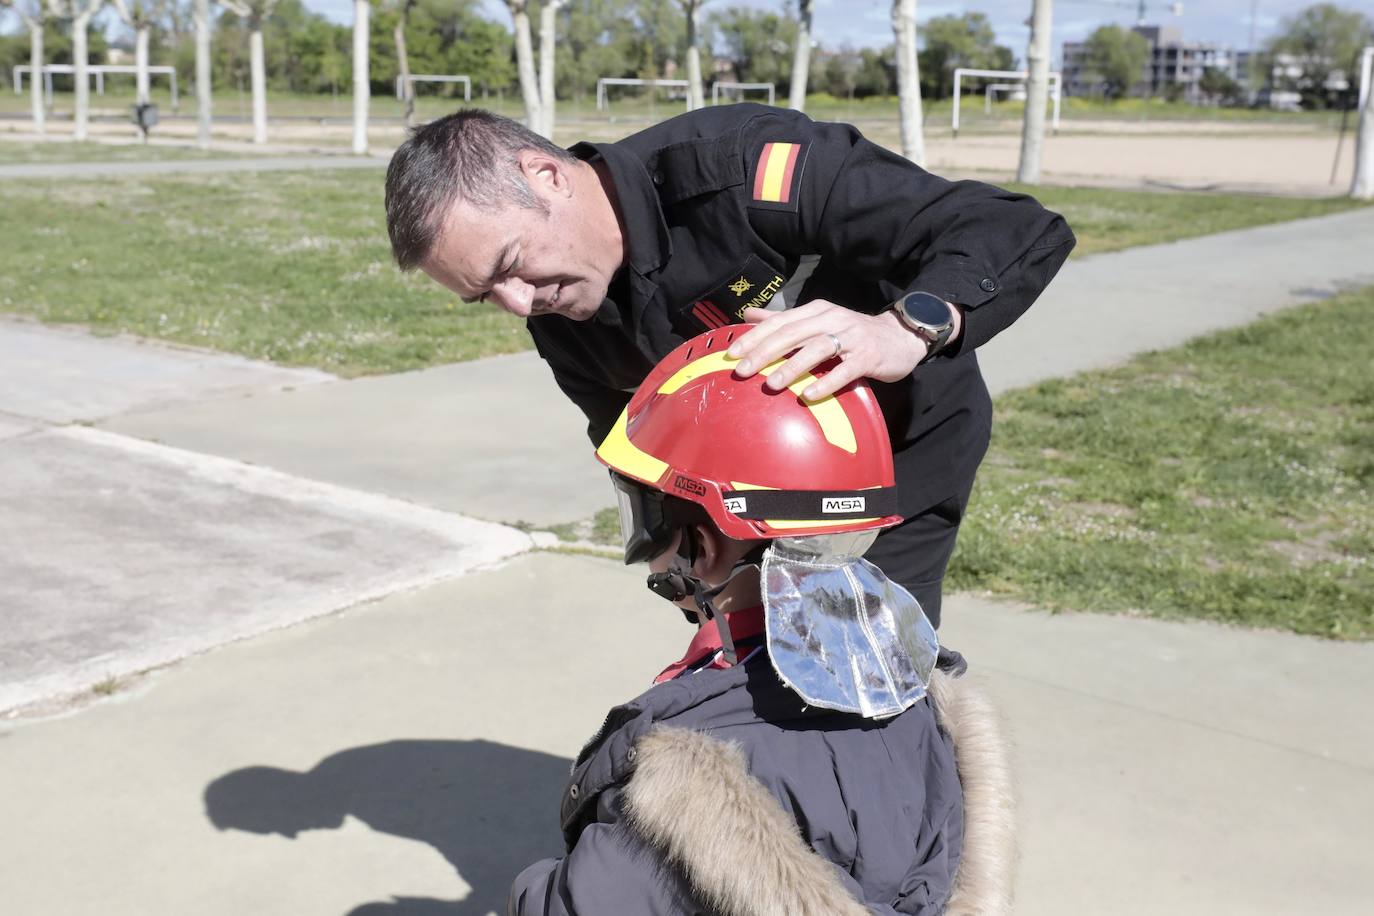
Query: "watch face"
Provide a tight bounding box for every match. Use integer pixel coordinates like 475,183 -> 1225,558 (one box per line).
900,292 -> 951,328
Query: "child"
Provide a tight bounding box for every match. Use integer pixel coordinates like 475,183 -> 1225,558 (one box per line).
510,328 -> 1012,916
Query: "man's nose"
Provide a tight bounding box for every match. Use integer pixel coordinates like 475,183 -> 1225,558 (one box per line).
489,277 -> 535,317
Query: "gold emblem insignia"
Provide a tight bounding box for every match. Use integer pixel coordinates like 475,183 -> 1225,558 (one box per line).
728,277 -> 753,297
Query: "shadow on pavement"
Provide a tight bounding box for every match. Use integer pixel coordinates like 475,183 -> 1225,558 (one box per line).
204,739 -> 573,915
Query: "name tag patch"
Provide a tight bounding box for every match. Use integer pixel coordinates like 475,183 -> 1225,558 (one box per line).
688,255 -> 786,331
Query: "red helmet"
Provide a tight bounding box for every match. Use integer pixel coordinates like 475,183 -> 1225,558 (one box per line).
596,324 -> 900,555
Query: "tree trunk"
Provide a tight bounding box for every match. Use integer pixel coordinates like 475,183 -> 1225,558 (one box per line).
352,0 -> 369,154
1017,0 -> 1053,183
892,0 -> 924,166
538,1 -> 558,136
73,14 -> 91,141
510,2 -> 543,135
685,1 -> 704,111
1353,75 -> 1374,199
195,0 -> 211,148
28,19 -> 44,134
789,0 -> 812,111
250,23 -> 267,144
394,7 -> 414,128
135,25 -> 150,105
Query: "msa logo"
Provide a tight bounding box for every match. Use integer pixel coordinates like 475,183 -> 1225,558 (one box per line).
822,496 -> 865,513
723,496 -> 748,514
673,475 -> 707,498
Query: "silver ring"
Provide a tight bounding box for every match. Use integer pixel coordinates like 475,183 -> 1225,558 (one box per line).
827,333 -> 842,358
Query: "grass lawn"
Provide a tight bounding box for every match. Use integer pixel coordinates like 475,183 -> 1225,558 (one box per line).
1,87 -> 1345,131
946,285 -> 1374,639
0,164 -> 1367,376
0,168 -> 528,375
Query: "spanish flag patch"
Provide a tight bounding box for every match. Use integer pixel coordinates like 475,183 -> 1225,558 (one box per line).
750,141 -> 808,210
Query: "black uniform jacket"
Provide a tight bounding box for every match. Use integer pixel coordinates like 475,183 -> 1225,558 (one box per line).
529,103 -> 1075,515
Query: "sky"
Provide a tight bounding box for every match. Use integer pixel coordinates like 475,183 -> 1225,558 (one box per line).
2,0 -> 1367,65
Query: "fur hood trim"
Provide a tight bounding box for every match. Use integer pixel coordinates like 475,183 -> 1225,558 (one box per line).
928,671 -> 1017,915
624,725 -> 871,916
622,671 -> 1015,916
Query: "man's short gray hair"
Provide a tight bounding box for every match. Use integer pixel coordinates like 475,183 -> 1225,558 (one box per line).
385,109 -> 577,271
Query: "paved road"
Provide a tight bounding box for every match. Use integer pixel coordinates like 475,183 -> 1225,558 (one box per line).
1,208 -> 1372,914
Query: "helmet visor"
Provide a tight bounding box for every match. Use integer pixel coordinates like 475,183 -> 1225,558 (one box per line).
609,472 -> 674,565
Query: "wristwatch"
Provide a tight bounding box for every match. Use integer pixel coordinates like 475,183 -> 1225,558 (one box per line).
891,291 -> 955,359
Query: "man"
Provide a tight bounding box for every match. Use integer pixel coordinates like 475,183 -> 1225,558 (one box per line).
506,327 -> 1013,915
385,104 -> 1075,627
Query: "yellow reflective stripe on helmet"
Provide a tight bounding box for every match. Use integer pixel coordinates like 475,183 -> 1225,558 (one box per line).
656,350 -> 741,395
656,352 -> 857,454
770,370 -> 857,455
596,409 -> 668,483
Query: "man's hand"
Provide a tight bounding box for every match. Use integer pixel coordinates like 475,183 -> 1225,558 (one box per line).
726,300 -> 933,401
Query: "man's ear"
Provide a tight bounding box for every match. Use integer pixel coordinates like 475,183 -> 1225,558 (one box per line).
520,151 -> 573,200
690,523 -> 729,584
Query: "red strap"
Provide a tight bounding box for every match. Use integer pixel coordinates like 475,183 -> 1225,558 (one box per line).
655,606 -> 766,684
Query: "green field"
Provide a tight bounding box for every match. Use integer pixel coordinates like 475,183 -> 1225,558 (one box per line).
0,163 -> 1366,375
0,86 -> 1346,133
947,285 -> 1374,639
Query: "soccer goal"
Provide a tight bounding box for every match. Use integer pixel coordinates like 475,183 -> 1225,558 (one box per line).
711,81 -> 776,106
13,64 -> 179,108
951,68 -> 1061,137
596,78 -> 690,114
395,74 -> 471,102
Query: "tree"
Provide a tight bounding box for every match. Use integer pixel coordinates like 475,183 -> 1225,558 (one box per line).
2,0 -> 52,134
1082,24 -> 1148,99
677,0 -> 707,110
50,0 -> 105,141
219,0 -> 281,143
1017,0 -> 1053,184
1353,60 -> 1374,198
538,0 -> 569,135
788,0 -> 812,110
1198,66 -> 1243,106
192,0 -> 210,147
708,5 -> 796,90
1267,3 -> 1374,109
892,0 -> 923,165
502,0 -> 542,133
108,0 -> 165,106
391,0 -> 416,126
919,12 -> 1011,99
351,0 -> 367,154
555,0 -> 635,103
632,0 -> 685,80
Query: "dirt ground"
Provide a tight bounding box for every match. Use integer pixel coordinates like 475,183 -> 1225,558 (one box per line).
1,111 -> 1359,197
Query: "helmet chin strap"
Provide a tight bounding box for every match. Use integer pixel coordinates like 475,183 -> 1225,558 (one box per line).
645,530 -> 764,667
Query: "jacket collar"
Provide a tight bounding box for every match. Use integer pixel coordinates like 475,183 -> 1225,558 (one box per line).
570,140 -> 671,279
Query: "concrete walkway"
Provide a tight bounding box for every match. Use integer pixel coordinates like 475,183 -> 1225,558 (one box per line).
2,208 -> 1373,914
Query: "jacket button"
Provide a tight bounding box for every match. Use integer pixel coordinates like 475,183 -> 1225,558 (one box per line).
652,171 -> 665,186
569,784 -> 579,799
979,277 -> 997,293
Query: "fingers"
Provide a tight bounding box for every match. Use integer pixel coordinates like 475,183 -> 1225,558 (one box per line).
729,304 -> 847,378
760,335 -> 842,394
